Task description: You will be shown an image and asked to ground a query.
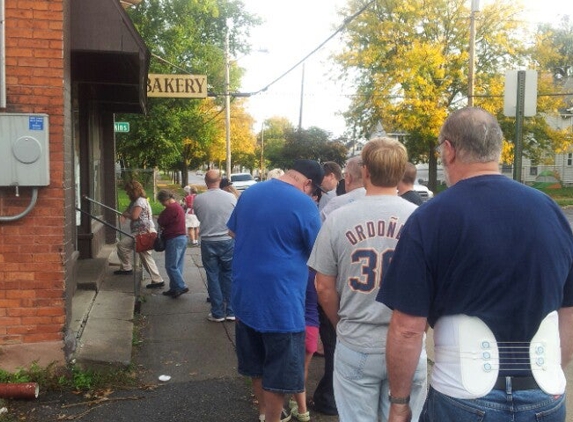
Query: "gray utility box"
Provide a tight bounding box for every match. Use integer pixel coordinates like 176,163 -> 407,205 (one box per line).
0,113 -> 50,186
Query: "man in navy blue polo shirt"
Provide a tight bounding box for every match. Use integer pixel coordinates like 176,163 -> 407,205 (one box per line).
379,107 -> 573,422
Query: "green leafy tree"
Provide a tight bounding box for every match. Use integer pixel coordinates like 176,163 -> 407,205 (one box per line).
336,0 -> 526,190
117,0 -> 260,186
524,16 -> 573,161
281,127 -> 348,168
258,116 -> 294,170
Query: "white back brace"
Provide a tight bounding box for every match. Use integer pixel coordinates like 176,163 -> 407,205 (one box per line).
432,311 -> 564,399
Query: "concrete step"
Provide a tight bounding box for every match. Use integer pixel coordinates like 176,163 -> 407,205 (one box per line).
72,244 -> 141,371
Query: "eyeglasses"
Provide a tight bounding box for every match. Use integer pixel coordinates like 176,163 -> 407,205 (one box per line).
434,139 -> 448,153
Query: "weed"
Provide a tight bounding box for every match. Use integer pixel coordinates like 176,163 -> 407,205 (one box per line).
0,362 -> 138,395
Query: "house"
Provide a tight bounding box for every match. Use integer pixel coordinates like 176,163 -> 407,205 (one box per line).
0,0 -> 149,370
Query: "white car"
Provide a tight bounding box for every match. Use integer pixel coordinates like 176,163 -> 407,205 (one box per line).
414,184 -> 434,202
230,173 -> 257,191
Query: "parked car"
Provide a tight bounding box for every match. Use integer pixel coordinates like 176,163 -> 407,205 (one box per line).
230,173 -> 257,191
414,184 -> 434,202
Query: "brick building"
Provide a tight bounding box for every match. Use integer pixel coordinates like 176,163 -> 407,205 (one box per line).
0,0 -> 148,369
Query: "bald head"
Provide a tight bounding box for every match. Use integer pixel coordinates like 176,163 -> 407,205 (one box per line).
205,170 -> 222,188
438,107 -> 503,164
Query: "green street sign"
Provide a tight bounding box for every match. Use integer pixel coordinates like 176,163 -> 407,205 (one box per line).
114,122 -> 130,133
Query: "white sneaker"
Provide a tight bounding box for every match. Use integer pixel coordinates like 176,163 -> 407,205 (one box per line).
207,313 -> 225,322
225,315 -> 236,321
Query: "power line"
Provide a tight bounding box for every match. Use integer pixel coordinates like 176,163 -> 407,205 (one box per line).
149,1 -> 375,97
250,0 -> 376,96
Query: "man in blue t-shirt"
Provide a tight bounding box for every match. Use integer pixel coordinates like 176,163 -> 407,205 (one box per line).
228,159 -> 323,422
379,107 -> 573,422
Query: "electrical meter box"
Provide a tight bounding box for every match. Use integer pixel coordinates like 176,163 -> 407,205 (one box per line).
0,113 -> 50,186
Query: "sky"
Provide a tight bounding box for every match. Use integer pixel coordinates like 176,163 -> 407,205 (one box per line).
238,0 -> 573,138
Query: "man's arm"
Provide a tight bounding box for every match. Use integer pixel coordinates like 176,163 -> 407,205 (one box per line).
315,272 -> 339,328
387,309 -> 427,422
558,306 -> 573,368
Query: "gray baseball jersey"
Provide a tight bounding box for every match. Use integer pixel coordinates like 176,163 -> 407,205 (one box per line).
308,195 -> 417,353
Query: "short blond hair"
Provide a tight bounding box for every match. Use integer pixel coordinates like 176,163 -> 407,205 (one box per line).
361,137 -> 408,187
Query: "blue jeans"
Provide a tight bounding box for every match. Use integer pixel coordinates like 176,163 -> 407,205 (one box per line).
201,239 -> 234,318
421,386 -> 565,422
164,235 -> 187,292
333,340 -> 427,422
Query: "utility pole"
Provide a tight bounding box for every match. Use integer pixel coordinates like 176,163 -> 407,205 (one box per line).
298,63 -> 305,130
260,121 -> 265,180
468,0 -> 479,106
224,24 -> 232,177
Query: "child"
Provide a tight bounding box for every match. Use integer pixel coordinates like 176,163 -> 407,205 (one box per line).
183,186 -> 200,246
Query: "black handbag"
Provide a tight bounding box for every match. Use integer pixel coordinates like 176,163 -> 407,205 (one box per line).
153,231 -> 166,252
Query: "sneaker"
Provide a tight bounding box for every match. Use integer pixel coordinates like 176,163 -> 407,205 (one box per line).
146,281 -> 165,289
225,315 -> 236,321
162,290 -> 176,297
280,408 -> 292,422
207,313 -> 225,322
291,408 -> 310,422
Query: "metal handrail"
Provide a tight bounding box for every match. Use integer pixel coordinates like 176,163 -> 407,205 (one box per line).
77,196 -> 139,297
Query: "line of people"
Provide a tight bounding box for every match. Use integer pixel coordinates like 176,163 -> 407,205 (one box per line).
229,107 -> 573,422
114,107 -> 573,422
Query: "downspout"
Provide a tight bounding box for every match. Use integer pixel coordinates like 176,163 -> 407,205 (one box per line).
0,0 -> 5,108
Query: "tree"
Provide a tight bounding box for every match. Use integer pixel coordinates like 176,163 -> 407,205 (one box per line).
258,116 -> 294,170
117,0 -> 260,185
281,127 -> 348,168
335,0 -> 527,190
524,16 -> 573,161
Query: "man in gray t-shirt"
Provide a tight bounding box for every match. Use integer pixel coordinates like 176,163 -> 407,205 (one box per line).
193,170 -> 237,322
308,137 -> 427,422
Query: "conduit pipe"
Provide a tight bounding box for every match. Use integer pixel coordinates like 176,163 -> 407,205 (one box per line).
0,188 -> 39,222
0,382 -> 39,399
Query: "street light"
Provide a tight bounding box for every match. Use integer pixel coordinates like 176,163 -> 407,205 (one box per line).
224,24 -> 232,178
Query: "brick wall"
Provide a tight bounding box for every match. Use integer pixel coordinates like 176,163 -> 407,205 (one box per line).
0,0 -> 67,350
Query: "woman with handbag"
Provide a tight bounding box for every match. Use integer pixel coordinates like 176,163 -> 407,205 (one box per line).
115,181 -> 164,289
157,189 -> 189,298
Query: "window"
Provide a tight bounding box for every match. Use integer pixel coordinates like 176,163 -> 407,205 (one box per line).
568,153 -> 572,166
530,167 -> 538,176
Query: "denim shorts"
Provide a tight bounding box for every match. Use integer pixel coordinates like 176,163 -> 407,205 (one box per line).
236,320 -> 305,394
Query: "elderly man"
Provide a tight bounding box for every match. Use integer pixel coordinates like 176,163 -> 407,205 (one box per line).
193,170 -> 237,322
380,107 -> 573,422
309,138 -> 427,422
320,155 -> 366,222
228,159 -> 323,422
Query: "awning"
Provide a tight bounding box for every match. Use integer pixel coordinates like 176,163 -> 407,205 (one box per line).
71,0 -> 149,114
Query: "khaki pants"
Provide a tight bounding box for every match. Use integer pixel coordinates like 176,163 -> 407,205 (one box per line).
116,235 -> 163,283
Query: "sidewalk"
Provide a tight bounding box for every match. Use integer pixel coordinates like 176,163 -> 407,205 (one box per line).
135,245 -> 339,421
10,238 -> 573,421
66,243 -> 339,422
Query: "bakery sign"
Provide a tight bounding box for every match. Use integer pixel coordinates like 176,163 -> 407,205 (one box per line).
147,74 -> 207,98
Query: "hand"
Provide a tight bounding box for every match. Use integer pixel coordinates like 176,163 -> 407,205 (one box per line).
388,403 -> 412,422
